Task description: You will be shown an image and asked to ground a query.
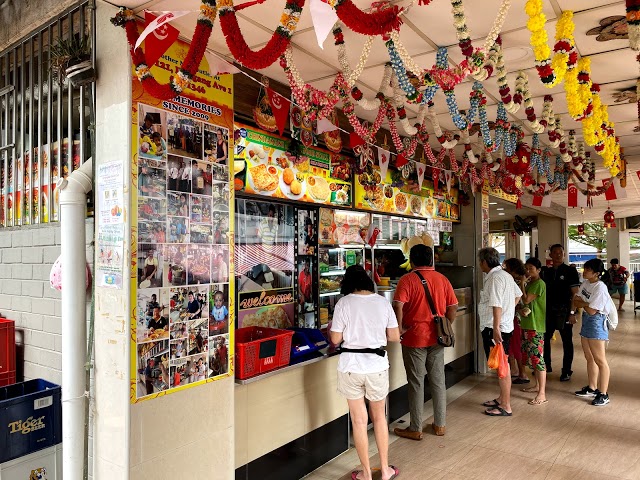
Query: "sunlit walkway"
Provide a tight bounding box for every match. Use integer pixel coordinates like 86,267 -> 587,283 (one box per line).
305,302 -> 640,480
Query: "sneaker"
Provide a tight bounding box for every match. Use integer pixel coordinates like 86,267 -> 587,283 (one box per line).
575,386 -> 598,397
560,371 -> 573,382
592,393 -> 610,406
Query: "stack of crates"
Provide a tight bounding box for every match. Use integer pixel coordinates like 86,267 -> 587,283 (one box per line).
0,318 -> 15,387
0,379 -> 62,479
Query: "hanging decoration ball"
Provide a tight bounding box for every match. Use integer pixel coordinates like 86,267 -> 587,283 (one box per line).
577,224 -> 585,235
505,142 -> 531,176
604,209 -> 616,228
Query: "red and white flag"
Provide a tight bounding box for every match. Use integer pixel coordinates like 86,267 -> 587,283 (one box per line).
432,167 -> 440,193
204,51 -> 241,76
416,162 -> 426,189
603,178 -> 627,201
532,184 -> 552,207
310,0 -> 338,49
567,183 -> 588,208
138,11 -> 188,61
444,170 -> 453,193
365,223 -> 380,247
350,132 -> 365,150
266,88 -> 291,135
396,153 -> 408,168
316,117 -> 338,134
377,147 -> 390,179
636,170 -> 640,181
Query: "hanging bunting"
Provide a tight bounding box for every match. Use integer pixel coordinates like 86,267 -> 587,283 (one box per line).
603,178 -> 627,201
267,87 -> 291,135
416,162 -> 426,189
444,170 -> 453,193
377,147 -> 390,179
204,50 -> 241,75
310,0 -> 338,49
134,11 -> 191,51
396,154 -> 408,168
143,12 -> 181,67
350,132 -> 365,149
567,183 -> 588,208
636,169 -> 640,181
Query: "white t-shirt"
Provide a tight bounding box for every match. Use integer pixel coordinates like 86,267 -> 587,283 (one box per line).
578,280 -> 609,314
330,293 -> 398,374
478,266 -> 523,333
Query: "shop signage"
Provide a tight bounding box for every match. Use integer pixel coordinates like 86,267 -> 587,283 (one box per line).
238,289 -> 295,309
233,123 -> 352,207
129,25 -> 235,403
482,181 -> 518,204
353,156 -> 460,222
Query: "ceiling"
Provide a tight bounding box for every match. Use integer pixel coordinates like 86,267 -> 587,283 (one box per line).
111,0 -> 640,223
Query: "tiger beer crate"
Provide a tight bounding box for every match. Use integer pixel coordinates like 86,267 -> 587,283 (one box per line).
0,379 -> 62,463
235,327 -> 294,379
0,444 -> 62,480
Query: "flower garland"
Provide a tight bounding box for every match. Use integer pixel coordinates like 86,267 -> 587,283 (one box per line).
218,0 -> 304,70
331,0 -> 405,36
521,72 -> 544,133
565,57 -> 592,120
495,37 -> 521,113
111,3 -> 217,100
335,27 -> 374,88
627,1 -> 640,127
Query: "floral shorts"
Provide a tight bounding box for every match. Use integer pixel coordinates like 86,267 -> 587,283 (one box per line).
522,329 -> 546,372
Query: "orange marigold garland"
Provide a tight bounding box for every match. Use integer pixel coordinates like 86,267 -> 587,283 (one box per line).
111,3 -> 217,100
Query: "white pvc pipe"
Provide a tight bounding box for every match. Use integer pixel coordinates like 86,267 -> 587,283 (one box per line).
58,158 -> 93,480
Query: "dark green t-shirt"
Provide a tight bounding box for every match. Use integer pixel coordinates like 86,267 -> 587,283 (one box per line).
520,278 -> 546,333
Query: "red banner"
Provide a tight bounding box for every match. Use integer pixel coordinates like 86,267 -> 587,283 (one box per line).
266,88 -> 290,136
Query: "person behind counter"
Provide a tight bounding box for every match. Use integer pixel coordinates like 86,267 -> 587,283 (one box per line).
329,265 -> 400,480
258,204 -> 278,251
148,307 -> 168,332
393,244 -> 458,439
187,292 -> 201,319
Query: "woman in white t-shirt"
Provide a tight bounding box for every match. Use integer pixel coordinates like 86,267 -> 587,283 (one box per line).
330,265 -> 400,480
572,258 -> 611,406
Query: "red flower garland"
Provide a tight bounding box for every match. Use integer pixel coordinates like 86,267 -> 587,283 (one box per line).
111,4 -> 216,100
333,0 -> 405,36
218,0 -> 304,70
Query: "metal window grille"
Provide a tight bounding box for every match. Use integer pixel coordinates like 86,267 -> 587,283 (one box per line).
0,1 -> 94,227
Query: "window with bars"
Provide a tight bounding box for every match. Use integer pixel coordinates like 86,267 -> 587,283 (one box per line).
0,1 -> 94,227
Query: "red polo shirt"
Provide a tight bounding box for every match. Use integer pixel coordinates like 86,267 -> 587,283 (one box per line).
393,267 -> 458,348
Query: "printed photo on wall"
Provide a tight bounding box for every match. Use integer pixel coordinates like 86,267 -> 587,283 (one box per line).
188,318 -> 209,355
138,164 -> 166,199
187,244 -> 212,285
169,357 -> 190,388
136,340 -> 169,398
163,244 -> 187,286
163,285 -> 209,324
209,284 -> 229,336
167,155 -> 191,193
209,334 -> 229,377
204,124 -> 229,165
190,223 -> 213,244
211,182 -> 230,211
167,192 -> 189,217
170,337 -> 189,361
136,289 -> 170,342
211,212 -> 229,245
138,197 -> 166,222
138,244 -> 163,289
170,320 -> 189,340
166,113 -> 203,160
167,216 -> 189,243
190,194 -> 212,224
211,163 -> 227,182
139,104 -> 168,161
211,245 -> 229,283
138,220 -> 166,243
190,353 -> 209,381
297,257 -> 316,328
191,160 -> 212,196
298,209 -> 317,255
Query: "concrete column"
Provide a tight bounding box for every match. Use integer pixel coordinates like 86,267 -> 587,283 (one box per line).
514,233 -> 527,261
535,215 -> 564,264
606,221 -> 630,267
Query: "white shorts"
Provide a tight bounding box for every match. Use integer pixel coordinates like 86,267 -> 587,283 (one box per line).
337,370 -> 389,402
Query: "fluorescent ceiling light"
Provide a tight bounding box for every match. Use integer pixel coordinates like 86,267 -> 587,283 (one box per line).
498,213 -> 505,216
489,202 -> 498,205
496,207 -> 504,211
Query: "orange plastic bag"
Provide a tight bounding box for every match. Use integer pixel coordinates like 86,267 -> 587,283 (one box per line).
487,344 -> 503,370
497,346 -> 509,379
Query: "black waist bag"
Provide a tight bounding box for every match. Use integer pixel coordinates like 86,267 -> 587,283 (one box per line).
338,347 -> 386,357
415,271 -> 455,347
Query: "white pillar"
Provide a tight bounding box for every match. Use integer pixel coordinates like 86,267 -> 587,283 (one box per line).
606,220 -> 630,267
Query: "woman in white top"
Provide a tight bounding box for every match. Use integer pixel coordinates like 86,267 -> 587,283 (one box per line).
330,265 -> 401,480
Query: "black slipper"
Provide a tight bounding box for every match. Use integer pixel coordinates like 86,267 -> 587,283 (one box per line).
512,377 -> 530,384
485,406 -> 512,416
482,398 -> 500,408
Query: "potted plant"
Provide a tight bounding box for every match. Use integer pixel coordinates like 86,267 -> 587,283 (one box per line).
49,34 -> 95,87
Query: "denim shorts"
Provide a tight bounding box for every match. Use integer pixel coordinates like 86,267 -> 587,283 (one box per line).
580,312 -> 608,341
609,284 -> 629,295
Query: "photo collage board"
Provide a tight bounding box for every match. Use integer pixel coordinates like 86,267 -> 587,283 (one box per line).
129,32 -> 235,403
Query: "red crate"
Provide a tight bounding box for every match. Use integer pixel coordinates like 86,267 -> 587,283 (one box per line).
0,318 -> 16,387
235,327 -> 294,379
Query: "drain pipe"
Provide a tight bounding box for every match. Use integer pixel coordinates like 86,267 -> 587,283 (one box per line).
57,158 -> 93,480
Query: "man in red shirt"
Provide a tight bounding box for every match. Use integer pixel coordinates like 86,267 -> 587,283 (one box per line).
393,244 -> 458,440
299,260 -> 312,303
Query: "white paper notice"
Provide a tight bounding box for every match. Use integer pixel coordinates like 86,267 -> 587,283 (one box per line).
98,161 -> 124,225
96,224 -> 125,289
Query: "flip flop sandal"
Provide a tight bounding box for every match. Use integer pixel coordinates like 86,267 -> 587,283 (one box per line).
482,398 -> 500,408
485,406 -> 512,416
512,377 -> 530,384
387,465 -> 400,480
528,398 -> 548,405
521,387 -> 539,393
351,471 -> 363,480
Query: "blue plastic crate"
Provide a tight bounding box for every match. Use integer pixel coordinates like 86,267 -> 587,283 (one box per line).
0,379 -> 62,463
289,327 -> 328,362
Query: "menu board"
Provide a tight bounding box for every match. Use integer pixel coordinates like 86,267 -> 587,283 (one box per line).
233,123 -> 352,207
354,161 -> 460,222
130,30 -> 235,403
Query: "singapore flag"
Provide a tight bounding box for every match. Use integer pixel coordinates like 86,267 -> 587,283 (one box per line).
377,147 -> 390,179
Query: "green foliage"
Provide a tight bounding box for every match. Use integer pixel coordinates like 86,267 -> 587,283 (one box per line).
569,223 -> 607,252
49,34 -> 91,84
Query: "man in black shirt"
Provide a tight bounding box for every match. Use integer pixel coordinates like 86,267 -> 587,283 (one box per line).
148,307 -> 168,331
541,244 -> 580,381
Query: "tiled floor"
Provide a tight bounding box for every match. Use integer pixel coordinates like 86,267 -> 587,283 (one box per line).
304,302 -> 640,480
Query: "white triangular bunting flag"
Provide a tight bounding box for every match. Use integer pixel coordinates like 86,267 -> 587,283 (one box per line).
416,162 -> 426,189
204,50 -> 241,75
377,147 -> 390,179
310,0 -> 338,49
135,11 -> 191,51
316,117 -> 338,134
444,170 -> 453,193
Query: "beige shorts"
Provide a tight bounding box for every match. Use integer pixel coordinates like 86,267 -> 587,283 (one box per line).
337,370 -> 389,402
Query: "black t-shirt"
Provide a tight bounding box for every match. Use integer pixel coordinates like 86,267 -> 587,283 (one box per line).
148,316 -> 168,330
541,263 -> 580,307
